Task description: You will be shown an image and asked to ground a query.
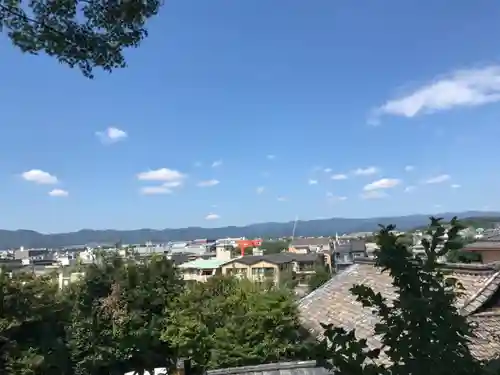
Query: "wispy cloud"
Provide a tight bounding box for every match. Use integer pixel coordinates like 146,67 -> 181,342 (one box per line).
205,213 -> 220,220
363,178 -> 401,191
323,168 -> 332,173
404,186 -> 416,193
361,191 -> 388,200
96,127 -> 127,144
404,165 -> 414,172
331,173 -> 348,180
308,179 -> 318,185
424,174 -> 450,184
256,186 -> 265,194
267,154 -> 276,160
140,186 -> 173,195
48,189 -> 68,197
211,160 -> 223,168
137,168 -> 186,193
197,179 -> 220,187
451,184 -> 461,189
21,169 -> 58,184
353,166 -> 379,176
370,66 -> 500,123
137,168 -> 186,182
277,196 -> 287,202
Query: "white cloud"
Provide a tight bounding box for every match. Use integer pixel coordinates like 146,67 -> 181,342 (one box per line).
363,178 -> 401,191
277,196 -> 287,202
96,127 -> 127,144
323,168 -> 332,173
137,168 -> 186,182
256,186 -> 265,194
211,160 -> 223,168
140,186 -> 172,195
424,174 -> 450,184
48,189 -> 68,197
331,173 -> 348,180
404,186 -> 416,193
404,165 -> 414,172
197,179 -> 220,187
353,166 -> 379,176
267,154 -> 276,160
371,66 -> 500,122
451,184 -> 461,189
21,169 -> 58,184
308,179 -> 318,185
205,213 -> 220,220
163,181 -> 183,188
361,191 -> 387,200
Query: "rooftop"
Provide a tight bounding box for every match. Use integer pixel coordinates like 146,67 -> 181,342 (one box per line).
206,361 -> 329,375
178,258 -> 228,270
298,258 -> 500,361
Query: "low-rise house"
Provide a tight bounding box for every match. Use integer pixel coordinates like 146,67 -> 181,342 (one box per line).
221,253 -> 325,285
288,238 -> 332,254
221,254 -> 294,283
332,240 -> 367,271
178,259 -> 227,282
298,258 -> 500,362
463,234 -> 500,263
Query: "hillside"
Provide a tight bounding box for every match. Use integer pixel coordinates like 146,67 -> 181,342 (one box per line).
2,211 -> 499,249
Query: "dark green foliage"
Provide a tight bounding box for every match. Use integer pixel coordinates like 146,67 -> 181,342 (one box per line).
66,252 -> 184,375
0,0 -> 161,77
0,271 -> 71,375
261,240 -> 289,254
162,276 -> 311,370
316,217 -> 484,375
307,266 -> 331,293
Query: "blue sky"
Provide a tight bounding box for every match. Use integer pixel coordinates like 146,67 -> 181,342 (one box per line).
2,0 -> 500,232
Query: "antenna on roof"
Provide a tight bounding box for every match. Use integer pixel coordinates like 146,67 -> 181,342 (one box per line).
292,215 -> 298,239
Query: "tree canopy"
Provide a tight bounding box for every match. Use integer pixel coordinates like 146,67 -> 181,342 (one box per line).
0,217 -> 498,375
0,0 -> 161,77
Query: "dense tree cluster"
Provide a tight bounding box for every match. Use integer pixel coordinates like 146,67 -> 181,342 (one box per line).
0,218 -> 496,375
0,0 -> 161,78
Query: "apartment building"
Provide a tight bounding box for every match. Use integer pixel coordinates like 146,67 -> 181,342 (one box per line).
178,259 -> 227,282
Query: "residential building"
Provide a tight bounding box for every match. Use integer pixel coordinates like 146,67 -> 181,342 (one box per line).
298,258 -> 500,362
463,234 -> 500,263
178,259 -> 227,282
221,254 -> 294,283
14,247 -> 51,262
288,238 -> 332,254
332,240 -> 367,271
221,253 -> 325,284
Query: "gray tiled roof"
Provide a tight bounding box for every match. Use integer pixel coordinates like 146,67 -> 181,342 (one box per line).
207,361 -> 330,375
229,253 -> 321,266
464,241 -> 500,250
291,238 -> 331,247
298,259 -> 500,361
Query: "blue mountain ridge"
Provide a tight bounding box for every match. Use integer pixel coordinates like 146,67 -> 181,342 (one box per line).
2,211 -> 499,249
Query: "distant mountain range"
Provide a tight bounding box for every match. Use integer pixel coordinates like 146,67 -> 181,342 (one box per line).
2,211 -> 500,249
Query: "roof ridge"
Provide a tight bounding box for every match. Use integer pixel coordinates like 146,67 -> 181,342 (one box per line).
354,257 -> 500,274
460,271 -> 500,316
207,361 -> 320,375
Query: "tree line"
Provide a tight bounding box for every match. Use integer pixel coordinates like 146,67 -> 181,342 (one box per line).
0,218 -> 497,375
